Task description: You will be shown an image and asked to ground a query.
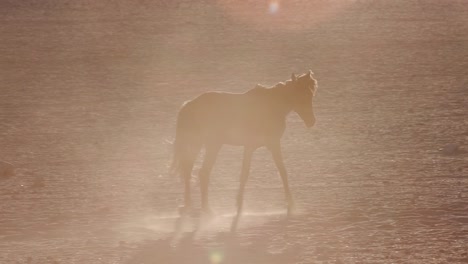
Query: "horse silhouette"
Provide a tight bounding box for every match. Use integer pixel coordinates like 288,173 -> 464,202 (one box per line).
170,70 -> 318,230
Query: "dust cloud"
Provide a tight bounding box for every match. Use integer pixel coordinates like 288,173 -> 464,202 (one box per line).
1,0 -> 467,263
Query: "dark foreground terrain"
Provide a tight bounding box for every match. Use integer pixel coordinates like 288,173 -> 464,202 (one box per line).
1,0 -> 467,263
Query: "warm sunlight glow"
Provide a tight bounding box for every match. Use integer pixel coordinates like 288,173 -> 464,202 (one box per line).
3,0 -> 464,263
209,250 -> 224,264
269,0 -> 280,14
217,0 -> 356,31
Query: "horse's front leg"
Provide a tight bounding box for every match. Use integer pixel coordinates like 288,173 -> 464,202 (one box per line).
231,146 -> 254,231
199,144 -> 221,217
180,165 -> 194,216
267,141 -> 295,216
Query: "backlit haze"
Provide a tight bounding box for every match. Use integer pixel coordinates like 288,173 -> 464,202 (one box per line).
1,0 -> 467,263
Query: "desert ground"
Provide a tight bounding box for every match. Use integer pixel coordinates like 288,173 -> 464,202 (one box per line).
1,0 -> 467,263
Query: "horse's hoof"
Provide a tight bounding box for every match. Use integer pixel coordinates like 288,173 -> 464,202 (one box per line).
287,204 -> 296,217
178,206 -> 192,216
230,213 -> 242,232
201,208 -> 214,219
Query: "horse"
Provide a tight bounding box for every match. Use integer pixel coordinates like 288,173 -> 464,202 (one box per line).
170,70 -> 318,229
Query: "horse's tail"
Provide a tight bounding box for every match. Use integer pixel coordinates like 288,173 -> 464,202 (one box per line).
168,102 -> 198,178
168,115 -> 184,177
168,135 -> 183,177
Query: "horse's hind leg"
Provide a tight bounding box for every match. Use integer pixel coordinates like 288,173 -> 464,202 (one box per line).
199,143 -> 221,216
179,144 -> 201,216
268,142 -> 295,216
231,147 -> 254,231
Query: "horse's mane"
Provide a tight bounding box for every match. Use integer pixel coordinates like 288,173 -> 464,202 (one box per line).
246,80 -> 292,95
247,71 -> 315,93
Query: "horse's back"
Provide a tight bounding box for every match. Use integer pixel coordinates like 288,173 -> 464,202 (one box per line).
177,89 -> 285,146
178,91 -> 242,126
181,91 -> 244,115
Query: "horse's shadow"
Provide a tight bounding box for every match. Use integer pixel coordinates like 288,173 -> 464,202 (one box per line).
124,215 -> 303,264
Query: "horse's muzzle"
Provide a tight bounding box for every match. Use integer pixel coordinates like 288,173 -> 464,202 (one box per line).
306,119 -> 315,128
305,117 -> 315,128
296,108 -> 315,128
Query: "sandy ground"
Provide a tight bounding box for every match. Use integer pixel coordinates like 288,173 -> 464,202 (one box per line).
1,1 -> 468,263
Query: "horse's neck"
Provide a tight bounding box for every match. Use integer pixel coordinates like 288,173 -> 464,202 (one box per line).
247,83 -> 294,114
263,83 -> 294,117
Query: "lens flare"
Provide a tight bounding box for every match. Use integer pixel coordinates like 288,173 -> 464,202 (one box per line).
209,250 -> 224,264
269,1 -> 280,14
217,0 -> 356,32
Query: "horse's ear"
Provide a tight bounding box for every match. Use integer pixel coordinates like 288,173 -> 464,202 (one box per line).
291,73 -> 297,82
308,70 -> 314,77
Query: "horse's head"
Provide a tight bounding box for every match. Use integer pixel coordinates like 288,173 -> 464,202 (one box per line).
289,70 -> 318,128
